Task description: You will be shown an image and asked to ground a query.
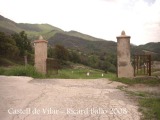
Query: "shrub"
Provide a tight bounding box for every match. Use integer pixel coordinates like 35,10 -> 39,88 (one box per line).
4,65 -> 45,78
0,58 -> 16,66
0,67 -> 5,75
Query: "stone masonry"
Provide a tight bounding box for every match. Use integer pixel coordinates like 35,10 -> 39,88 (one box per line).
34,36 -> 48,74
117,31 -> 134,78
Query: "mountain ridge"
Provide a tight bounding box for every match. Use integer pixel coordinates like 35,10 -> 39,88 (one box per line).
0,15 -> 106,42
0,14 -> 160,56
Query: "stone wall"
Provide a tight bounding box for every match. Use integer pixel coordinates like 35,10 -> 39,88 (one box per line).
117,31 -> 134,78
34,36 -> 48,74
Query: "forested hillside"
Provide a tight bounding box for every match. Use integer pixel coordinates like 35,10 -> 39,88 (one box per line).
0,14 -> 160,72
139,42 -> 160,54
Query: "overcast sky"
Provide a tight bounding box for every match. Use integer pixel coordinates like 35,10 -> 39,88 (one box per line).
0,0 -> 160,45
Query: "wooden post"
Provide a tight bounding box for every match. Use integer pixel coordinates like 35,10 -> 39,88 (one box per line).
137,56 -> 138,75
149,55 -> 151,76
134,55 -> 136,76
24,55 -> 28,66
143,55 -> 145,75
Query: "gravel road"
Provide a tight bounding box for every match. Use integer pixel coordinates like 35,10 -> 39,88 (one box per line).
0,76 -> 141,120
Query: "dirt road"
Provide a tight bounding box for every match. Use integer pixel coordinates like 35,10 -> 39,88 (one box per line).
0,76 -> 141,120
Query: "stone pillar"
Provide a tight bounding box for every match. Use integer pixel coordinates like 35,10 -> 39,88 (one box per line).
116,31 -> 134,78
34,36 -> 48,74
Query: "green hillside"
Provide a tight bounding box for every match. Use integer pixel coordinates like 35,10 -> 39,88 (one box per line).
67,30 -> 105,41
139,42 -> 160,54
0,15 -> 21,33
17,23 -> 62,32
48,33 -> 117,54
0,14 -> 159,58
0,15 -> 106,41
0,15 -> 63,40
0,14 -> 160,72
0,26 -> 15,34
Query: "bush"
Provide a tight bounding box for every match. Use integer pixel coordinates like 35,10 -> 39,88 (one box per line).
4,65 -> 45,78
108,64 -> 116,73
0,58 -> 16,66
0,67 -> 5,75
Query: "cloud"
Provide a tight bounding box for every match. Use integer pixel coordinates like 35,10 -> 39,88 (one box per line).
0,0 -> 159,45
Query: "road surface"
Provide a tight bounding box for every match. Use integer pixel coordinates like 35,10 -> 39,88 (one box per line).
0,76 -> 141,120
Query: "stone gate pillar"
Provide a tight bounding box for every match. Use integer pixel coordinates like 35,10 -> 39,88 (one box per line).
116,31 -> 134,78
34,36 -> 48,74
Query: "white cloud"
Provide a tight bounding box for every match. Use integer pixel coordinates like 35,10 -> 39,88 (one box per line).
0,0 -> 160,45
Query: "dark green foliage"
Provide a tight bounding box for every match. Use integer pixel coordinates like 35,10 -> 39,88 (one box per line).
0,31 -> 34,66
48,33 -> 117,55
12,31 -> 32,56
47,58 -> 61,74
47,45 -> 69,71
0,32 -> 19,58
48,33 -> 118,72
0,58 -> 16,66
69,51 -> 81,63
48,47 -> 55,58
48,44 -> 117,73
54,45 -> 69,61
139,42 -> 160,54
88,55 -> 99,68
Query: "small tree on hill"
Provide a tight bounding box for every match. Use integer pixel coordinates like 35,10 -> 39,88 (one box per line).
54,45 -> 69,62
0,32 -> 19,58
12,31 -> 32,57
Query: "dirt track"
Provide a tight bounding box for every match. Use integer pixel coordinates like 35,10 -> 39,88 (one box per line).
0,76 -> 141,120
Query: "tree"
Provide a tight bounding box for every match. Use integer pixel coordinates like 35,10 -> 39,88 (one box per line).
48,46 -> 55,58
68,51 -> 80,63
12,31 -> 32,56
54,45 -> 69,61
88,55 -> 99,68
0,32 -> 19,58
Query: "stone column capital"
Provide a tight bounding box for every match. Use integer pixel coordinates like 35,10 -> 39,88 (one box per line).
116,30 -> 131,39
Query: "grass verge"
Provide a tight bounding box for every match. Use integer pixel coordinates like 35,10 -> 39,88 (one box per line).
47,68 -> 112,79
108,76 -> 160,86
139,97 -> 160,120
0,65 -> 45,78
117,83 -> 160,120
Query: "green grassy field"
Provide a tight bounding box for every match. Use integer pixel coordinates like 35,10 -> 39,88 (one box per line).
0,65 -> 45,78
47,68 -> 115,79
0,65 -> 115,79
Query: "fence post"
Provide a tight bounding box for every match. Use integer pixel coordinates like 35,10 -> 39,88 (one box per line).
149,55 -> 151,76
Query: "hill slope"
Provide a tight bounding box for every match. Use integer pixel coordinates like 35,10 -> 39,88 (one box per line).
139,42 -> 160,54
0,15 -> 63,39
67,30 -> 104,41
48,33 -> 117,54
0,14 -> 159,57
0,15 -> 105,41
